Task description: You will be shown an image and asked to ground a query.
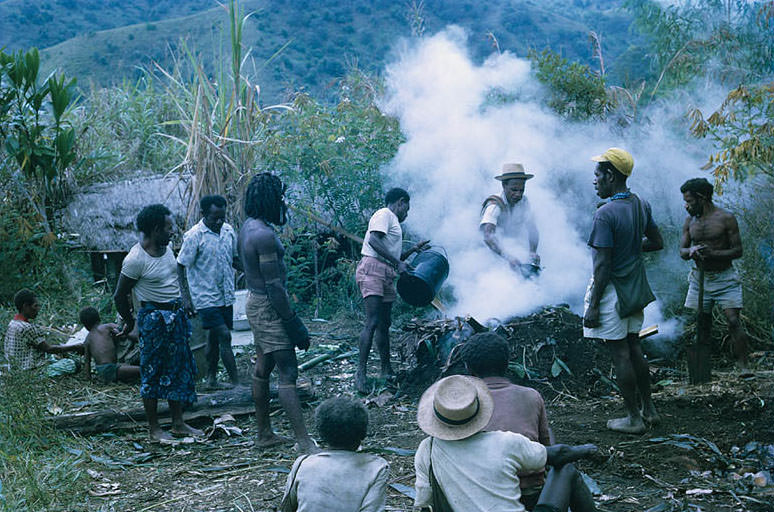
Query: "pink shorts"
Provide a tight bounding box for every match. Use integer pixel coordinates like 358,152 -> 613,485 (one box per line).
355,256 -> 397,302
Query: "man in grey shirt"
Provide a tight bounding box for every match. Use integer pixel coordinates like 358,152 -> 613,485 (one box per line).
178,195 -> 241,389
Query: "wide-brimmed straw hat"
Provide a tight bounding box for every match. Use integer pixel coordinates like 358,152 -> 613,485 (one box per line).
417,375 -> 494,441
495,163 -> 534,181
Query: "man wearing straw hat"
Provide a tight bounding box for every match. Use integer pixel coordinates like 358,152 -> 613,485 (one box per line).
583,148 -> 663,435
414,375 -> 597,512
480,163 -> 541,276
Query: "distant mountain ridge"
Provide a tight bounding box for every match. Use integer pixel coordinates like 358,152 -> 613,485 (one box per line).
2,0 -> 641,101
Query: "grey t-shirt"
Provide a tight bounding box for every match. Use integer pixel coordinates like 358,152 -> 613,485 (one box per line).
587,195 -> 655,273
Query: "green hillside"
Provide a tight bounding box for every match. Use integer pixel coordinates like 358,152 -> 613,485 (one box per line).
25,0 -> 642,101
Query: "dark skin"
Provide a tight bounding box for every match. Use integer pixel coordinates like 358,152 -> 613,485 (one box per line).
466,363 -> 598,511
18,299 -> 85,356
178,203 -> 242,387
238,214 -> 317,453
680,191 -> 748,362
355,197 -> 429,394
481,178 -> 540,269
113,215 -> 203,442
84,322 -> 140,383
584,164 -> 663,434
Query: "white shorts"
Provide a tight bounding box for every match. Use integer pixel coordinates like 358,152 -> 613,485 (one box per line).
583,277 -> 644,341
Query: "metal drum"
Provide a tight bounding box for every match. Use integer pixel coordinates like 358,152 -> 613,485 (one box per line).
397,247 -> 449,307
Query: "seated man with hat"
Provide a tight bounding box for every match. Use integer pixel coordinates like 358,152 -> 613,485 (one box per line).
480,163 -> 540,277
414,375 -> 597,512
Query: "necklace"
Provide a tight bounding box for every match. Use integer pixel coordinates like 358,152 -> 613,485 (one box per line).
611,191 -> 631,201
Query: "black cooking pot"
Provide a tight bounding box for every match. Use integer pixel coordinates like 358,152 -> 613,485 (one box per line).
397,247 -> 449,307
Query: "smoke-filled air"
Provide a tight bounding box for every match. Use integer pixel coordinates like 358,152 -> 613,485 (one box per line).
380,26 -> 724,325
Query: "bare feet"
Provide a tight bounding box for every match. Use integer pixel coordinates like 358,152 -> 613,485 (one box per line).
256,432 -> 294,449
171,422 -> 205,438
149,427 -> 174,442
354,370 -> 369,394
606,416 -> 646,434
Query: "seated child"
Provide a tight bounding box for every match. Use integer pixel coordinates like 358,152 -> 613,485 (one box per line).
4,288 -> 84,371
280,397 -> 389,512
80,307 -> 140,384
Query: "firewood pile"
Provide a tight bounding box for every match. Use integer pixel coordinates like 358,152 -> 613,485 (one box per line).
395,305 -> 614,399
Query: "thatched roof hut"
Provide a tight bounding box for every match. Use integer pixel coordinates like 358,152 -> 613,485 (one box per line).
61,175 -> 190,252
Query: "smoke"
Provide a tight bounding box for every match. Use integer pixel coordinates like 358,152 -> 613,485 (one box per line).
380,27 -> 726,323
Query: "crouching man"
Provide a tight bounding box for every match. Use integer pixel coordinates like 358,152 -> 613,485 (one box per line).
414,375 -> 597,512
280,397 -> 389,511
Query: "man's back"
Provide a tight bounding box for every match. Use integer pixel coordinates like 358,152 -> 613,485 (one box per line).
414,431 -> 546,512
284,450 -> 388,512
85,324 -> 118,366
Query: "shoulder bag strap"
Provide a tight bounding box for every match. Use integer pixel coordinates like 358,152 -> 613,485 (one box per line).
429,438 -> 454,512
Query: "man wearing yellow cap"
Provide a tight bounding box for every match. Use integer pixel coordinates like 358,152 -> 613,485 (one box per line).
480,163 -> 540,276
583,148 -> 664,434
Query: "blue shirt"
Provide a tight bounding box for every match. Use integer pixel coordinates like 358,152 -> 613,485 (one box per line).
177,220 -> 238,309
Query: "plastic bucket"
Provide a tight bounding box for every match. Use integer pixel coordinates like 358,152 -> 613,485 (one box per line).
397,248 -> 449,307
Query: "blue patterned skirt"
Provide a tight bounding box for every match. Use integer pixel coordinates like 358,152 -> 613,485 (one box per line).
137,305 -> 197,405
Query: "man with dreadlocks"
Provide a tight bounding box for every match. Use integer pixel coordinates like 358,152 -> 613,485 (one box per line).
238,173 -> 317,453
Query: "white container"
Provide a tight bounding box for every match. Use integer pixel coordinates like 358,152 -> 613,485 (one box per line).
233,289 -> 250,331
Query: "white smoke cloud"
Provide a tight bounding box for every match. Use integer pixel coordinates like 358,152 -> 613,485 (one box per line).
380,27 -> 725,324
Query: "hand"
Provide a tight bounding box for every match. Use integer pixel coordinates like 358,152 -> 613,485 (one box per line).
688,244 -> 706,260
583,305 -> 600,328
73,343 -> 85,355
182,299 -> 196,318
397,260 -> 410,274
117,318 -> 135,338
282,314 -> 310,350
413,240 -> 431,253
530,252 -> 541,266
507,256 -> 523,271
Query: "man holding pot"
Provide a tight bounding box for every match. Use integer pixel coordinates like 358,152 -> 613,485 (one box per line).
354,187 -> 428,394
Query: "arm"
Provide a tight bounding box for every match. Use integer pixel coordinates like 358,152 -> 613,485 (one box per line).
38,341 -> 84,355
413,439 -> 432,511
583,247 -> 612,329
481,223 -> 522,268
176,263 -> 196,316
679,217 -> 695,260
360,462 -> 389,512
84,341 -> 92,382
537,400 -> 554,446
257,243 -> 294,321
527,216 -> 539,259
113,273 -> 138,337
369,231 -> 408,273
642,219 -> 663,252
545,443 -> 597,468
401,239 -> 430,261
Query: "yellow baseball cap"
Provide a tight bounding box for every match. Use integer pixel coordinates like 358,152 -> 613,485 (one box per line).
591,147 -> 634,177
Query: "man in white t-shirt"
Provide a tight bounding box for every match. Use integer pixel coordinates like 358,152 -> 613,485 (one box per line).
480,163 -> 540,276
114,204 -> 202,442
414,375 -> 597,512
354,188 -> 428,394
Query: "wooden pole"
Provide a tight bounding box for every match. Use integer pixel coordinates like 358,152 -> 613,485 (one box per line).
687,266 -> 712,384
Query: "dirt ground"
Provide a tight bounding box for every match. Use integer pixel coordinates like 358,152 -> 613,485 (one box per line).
42,315 -> 774,512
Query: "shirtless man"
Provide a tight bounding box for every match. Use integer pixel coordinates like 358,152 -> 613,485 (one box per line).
680,178 -> 749,363
480,163 -> 540,276
80,307 -> 140,384
238,172 -> 317,453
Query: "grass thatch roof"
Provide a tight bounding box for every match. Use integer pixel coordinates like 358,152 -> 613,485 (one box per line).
60,175 -> 190,251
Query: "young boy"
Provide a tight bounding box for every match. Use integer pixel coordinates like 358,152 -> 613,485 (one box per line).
280,397 -> 389,511
80,307 -> 140,384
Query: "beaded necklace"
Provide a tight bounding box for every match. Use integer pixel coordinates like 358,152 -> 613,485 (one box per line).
610,190 -> 632,201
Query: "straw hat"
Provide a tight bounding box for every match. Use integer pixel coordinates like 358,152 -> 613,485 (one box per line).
417,375 -> 494,441
495,163 -> 534,181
